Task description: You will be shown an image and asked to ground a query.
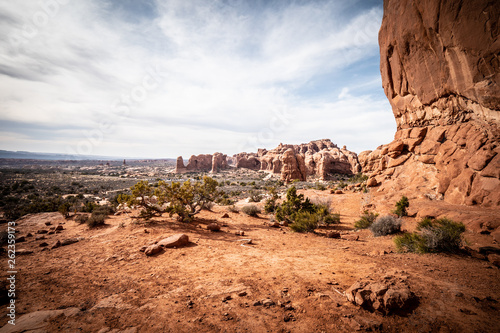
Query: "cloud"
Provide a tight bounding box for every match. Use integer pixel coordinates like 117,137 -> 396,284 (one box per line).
0,0 -> 393,158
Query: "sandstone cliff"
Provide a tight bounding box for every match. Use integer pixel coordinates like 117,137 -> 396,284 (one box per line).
234,139 -> 361,182
362,0 -> 500,206
174,153 -> 229,174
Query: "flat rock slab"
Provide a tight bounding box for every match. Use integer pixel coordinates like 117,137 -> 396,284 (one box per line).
0,308 -> 79,333
157,234 -> 189,248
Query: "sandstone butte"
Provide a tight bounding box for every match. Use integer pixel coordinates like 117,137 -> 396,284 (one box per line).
175,0 -> 499,210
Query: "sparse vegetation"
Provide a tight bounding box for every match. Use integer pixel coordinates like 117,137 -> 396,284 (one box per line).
241,205 -> 260,217
354,210 -> 379,230
393,196 -> 409,217
275,186 -> 339,232
263,186 -> 279,213
394,217 -> 466,253
370,215 -> 402,236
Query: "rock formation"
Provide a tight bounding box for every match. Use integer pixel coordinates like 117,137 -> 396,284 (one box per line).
234,139 -> 361,182
174,153 -> 229,173
361,0 -> 500,206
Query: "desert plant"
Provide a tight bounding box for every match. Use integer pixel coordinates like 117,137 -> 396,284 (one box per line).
241,205 -> 260,217
289,211 -> 319,232
395,217 -> 466,253
354,210 -> 379,230
393,196 -> 409,217
227,205 -> 239,213
264,186 -> 279,213
58,202 -> 71,218
370,215 -> 402,236
87,213 -> 106,228
75,214 -> 88,224
248,191 -> 263,203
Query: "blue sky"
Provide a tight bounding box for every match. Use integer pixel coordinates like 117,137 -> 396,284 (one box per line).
0,0 -> 395,158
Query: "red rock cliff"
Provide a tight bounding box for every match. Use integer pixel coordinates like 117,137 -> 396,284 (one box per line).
362,0 -> 500,206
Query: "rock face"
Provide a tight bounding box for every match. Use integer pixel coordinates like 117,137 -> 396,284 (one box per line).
234,139 -> 361,182
175,153 -> 229,173
361,0 -> 500,206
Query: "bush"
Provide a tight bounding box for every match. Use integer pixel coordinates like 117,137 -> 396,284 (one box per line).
58,202 -> 71,218
395,217 -> 466,253
248,191 -> 263,203
393,196 -> 409,217
75,214 -> 88,224
227,205 -> 239,213
289,212 -> 319,232
87,213 -> 106,228
241,205 -> 260,217
354,211 -> 379,230
370,215 -> 402,236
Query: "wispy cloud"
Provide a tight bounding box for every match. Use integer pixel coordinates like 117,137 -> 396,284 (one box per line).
0,0 -> 394,158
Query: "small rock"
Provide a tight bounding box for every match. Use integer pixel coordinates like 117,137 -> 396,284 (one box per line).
26,233 -> 33,237
235,230 -> 245,236
139,246 -> 148,252
284,313 -> 294,322
269,222 -> 280,228
51,240 -> 61,249
55,225 -> 64,231
326,231 -> 341,239
262,298 -> 275,307
207,223 -> 221,232
35,236 -> 46,241
16,249 -> 33,255
61,238 -> 79,246
45,222 -> 52,226
334,190 -> 343,194
280,221 -> 289,227
253,300 -> 261,306
487,254 -> 500,267
222,295 -> 232,302
284,304 -> 294,311
221,213 -> 230,218
157,234 -> 189,248
238,291 -> 247,297
144,244 -> 163,256
341,234 -> 359,241
39,242 -> 48,247
17,236 -> 26,243
37,230 -> 48,234
48,231 -> 55,235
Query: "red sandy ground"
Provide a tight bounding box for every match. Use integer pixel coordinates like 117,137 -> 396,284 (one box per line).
1,190 -> 499,332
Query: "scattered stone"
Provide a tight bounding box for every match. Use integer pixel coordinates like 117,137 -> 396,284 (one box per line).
269,222 -> 280,228
487,254 -> 500,267
207,223 -> 221,232
238,291 -> 247,297
479,246 -> 500,255
51,240 -> 61,249
222,295 -> 232,302
144,244 -> 163,256
262,298 -> 275,307
284,304 -> 294,311
61,238 -> 79,246
26,233 -> 33,237
39,242 -> 48,247
345,277 -> 417,314
187,300 -> 194,309
284,313 -> 295,322
55,225 -> 64,231
48,231 -> 55,235
15,249 -> 33,255
326,231 -> 341,239
221,213 -> 230,218
235,230 -> 245,236
16,236 -> 26,243
253,300 -> 261,306
341,234 -> 359,241
139,246 -> 148,252
157,234 -> 189,248
45,222 -> 51,226
334,190 -> 343,194
36,230 -> 48,234
35,236 -> 46,241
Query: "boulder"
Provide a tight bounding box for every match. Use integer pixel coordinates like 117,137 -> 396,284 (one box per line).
157,234 -> 189,248
207,223 -> 221,232
144,244 -> 163,256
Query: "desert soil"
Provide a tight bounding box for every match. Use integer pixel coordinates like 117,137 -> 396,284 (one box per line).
1,190 -> 499,333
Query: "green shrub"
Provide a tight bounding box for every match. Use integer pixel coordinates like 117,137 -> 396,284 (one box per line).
248,191 -> 263,203
394,233 -> 427,253
75,214 -> 88,224
87,213 -> 106,228
227,205 -> 239,213
58,202 -> 71,218
314,182 -> 326,191
354,211 -> 379,230
394,217 -> 465,253
289,211 -> 319,232
370,215 -> 402,236
393,196 -> 409,217
241,205 -> 260,217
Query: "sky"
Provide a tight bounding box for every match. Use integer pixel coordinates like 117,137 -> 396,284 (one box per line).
0,0 -> 395,159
